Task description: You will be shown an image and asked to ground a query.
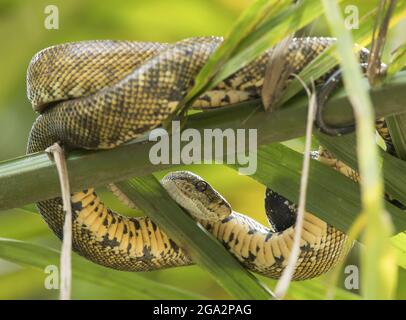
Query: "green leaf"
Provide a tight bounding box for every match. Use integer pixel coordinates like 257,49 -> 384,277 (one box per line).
213,0 -> 343,85
386,113 -> 406,160
0,238 -> 206,299
258,275 -> 360,300
322,0 -> 398,299
0,208 -> 48,239
316,132 -> 406,212
279,0 -> 406,106
391,232 -> 406,269
316,133 -> 406,272
286,279 -> 360,300
114,175 -> 274,300
2,71 -> 406,212
181,0 -> 291,106
180,0 -> 341,112
228,143 -> 406,235
388,43 -> 406,76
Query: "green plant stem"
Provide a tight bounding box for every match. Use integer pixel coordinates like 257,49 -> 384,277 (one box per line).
322,0 -> 396,300
115,176 -> 274,300
0,72 -> 406,211
228,144 -> 406,235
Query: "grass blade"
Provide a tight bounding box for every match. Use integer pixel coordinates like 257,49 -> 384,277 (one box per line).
229,143 -> 406,235
279,0 -> 406,106
0,238 -> 205,299
388,43 -> 406,76
181,0 -> 291,107
386,113 -> 406,160
114,175 -> 274,300
316,132 -> 406,214
322,0 -> 396,299
179,0 -> 339,114
1,72 -> 406,211
391,232 -> 406,269
213,0 -> 343,85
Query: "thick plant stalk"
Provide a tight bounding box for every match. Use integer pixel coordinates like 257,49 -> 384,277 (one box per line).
367,0 -> 397,85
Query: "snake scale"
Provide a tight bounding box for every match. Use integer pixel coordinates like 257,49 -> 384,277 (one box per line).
26,36 -> 392,280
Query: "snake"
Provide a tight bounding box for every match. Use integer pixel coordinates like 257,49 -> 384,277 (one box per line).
26,36 -> 393,280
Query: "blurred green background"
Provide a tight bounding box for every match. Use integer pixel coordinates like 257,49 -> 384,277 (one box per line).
0,0 -> 405,299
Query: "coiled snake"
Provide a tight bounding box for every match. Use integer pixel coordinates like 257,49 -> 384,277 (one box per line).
26,36 -> 392,280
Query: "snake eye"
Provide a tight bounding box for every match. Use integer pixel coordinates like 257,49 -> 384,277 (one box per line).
195,181 -> 208,192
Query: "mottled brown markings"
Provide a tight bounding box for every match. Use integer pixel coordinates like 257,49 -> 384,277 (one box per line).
221,215 -> 234,223
101,233 -> 120,248
71,201 -> 83,213
28,37 -> 358,278
169,239 -> 180,254
102,216 -> 109,227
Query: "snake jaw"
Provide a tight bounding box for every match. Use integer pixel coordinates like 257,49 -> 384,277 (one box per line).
161,171 -> 232,222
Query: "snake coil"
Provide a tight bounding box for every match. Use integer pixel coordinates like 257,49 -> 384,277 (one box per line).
26,36 -> 391,280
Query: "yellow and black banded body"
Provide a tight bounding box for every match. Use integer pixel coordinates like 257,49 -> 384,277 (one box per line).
27,36 -> 379,279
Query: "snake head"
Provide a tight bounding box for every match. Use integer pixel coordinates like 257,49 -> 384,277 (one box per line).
161,171 -> 232,222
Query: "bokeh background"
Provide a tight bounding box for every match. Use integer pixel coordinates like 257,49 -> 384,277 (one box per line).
0,0 -> 405,299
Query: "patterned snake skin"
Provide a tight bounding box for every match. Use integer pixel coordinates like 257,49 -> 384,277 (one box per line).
26,36 -> 390,280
